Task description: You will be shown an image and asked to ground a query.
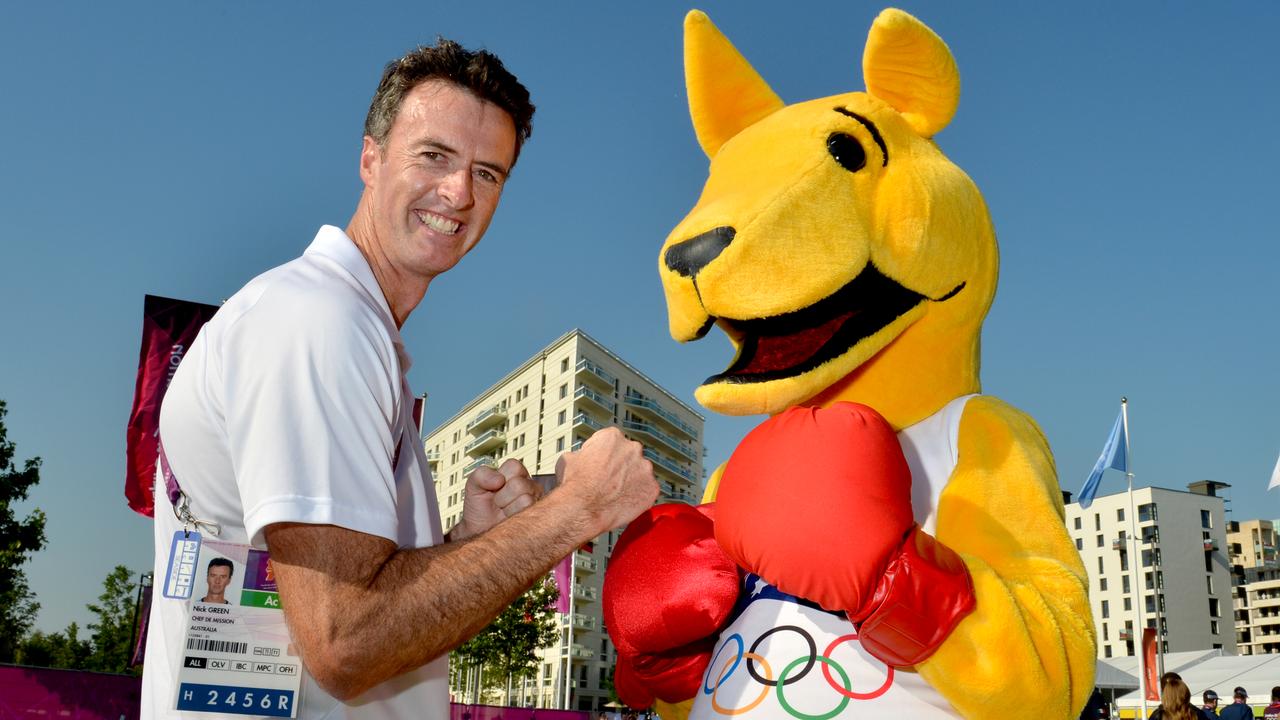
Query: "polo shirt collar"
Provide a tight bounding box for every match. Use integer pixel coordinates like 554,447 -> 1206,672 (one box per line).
304,225 -> 414,374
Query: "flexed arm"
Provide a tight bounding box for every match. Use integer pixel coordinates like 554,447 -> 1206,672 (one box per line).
918,396 -> 1095,718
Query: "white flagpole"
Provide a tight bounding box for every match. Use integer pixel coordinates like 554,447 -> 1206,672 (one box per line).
562,551 -> 576,710
1121,398 -> 1149,717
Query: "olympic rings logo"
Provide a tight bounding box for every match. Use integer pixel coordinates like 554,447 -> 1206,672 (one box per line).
702,626 -> 894,719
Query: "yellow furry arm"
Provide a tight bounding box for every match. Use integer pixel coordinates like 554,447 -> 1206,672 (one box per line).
917,396 -> 1095,718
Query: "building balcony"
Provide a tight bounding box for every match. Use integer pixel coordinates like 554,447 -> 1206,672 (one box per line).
572,412 -> 604,435
464,454 -> 498,475
573,585 -> 598,602
466,404 -> 507,433
464,428 -> 505,456
623,390 -> 698,440
643,448 -> 696,485
659,481 -> 699,506
1118,629 -> 1133,641
426,450 -> 440,468
1112,538 -> 1125,551
575,358 -> 616,390
574,554 -> 598,574
567,645 -> 595,660
574,385 -> 615,414
1204,539 -> 1218,551
622,419 -> 698,463
560,613 -> 596,632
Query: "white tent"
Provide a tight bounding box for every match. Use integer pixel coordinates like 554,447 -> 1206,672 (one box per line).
1112,651 -> 1280,716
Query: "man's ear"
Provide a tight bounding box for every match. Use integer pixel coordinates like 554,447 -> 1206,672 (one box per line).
359,135 -> 381,186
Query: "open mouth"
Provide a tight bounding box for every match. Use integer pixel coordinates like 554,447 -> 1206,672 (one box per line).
699,264 -> 962,385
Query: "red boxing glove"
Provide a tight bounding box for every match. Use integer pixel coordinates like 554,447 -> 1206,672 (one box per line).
715,402 -> 915,618
604,503 -> 740,703
604,503 -> 740,657
614,637 -> 717,706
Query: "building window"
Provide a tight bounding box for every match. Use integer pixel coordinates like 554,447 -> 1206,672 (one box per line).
1101,600 -> 1109,619
1209,598 -> 1220,617
1123,575 -> 1131,594
1104,645 -> 1112,658
1100,577 -> 1108,592
1098,557 -> 1104,574
1095,514 -> 1101,531
1138,503 -> 1157,523
556,437 -> 565,452
1076,538 -> 1083,551
561,358 -> 569,372
1097,534 -> 1104,547
1123,598 -> 1132,612
1117,508 -> 1125,522
560,383 -> 568,399
1206,576 -> 1214,594
1201,509 -> 1212,529
1074,517 -> 1082,530
558,410 -> 567,425
1102,623 -> 1108,641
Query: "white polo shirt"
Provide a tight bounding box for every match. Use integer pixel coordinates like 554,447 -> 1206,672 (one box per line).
142,225 -> 446,719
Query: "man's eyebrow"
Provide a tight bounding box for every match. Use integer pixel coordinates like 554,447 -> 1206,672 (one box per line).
413,138 -> 510,178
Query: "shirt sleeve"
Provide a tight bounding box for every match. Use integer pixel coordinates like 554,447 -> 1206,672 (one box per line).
219,279 -> 403,547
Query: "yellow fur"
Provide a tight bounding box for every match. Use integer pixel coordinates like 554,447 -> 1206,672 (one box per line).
649,7 -> 1095,718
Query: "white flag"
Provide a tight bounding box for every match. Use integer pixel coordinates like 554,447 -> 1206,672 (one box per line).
1270,451 -> 1280,491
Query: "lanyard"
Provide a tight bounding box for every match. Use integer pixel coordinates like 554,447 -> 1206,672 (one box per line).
160,439 -> 221,537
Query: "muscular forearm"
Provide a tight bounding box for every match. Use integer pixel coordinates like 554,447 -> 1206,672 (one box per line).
268,489 -> 600,700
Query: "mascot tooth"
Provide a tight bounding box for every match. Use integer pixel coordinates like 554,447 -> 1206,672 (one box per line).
603,8 -> 1095,720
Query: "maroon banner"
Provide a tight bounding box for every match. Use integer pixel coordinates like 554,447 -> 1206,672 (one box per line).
1142,627 -> 1159,701
450,704 -> 589,720
124,295 -> 219,517
129,580 -> 153,667
0,666 -> 141,720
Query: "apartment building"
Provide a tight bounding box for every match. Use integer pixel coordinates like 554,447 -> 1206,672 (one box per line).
1228,519 -> 1278,571
422,329 -> 705,711
1228,519 -> 1280,655
1065,482 -> 1236,659
1233,565 -> 1280,655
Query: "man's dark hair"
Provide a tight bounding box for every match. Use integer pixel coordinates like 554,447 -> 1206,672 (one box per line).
364,38 -> 535,165
207,557 -> 234,575
1272,685 -> 1279,702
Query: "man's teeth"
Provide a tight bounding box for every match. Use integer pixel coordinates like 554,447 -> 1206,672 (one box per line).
417,211 -> 460,234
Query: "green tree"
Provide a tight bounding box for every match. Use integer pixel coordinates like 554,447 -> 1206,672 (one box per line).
85,565 -> 141,674
0,399 -> 47,663
451,579 -> 561,704
16,622 -> 92,669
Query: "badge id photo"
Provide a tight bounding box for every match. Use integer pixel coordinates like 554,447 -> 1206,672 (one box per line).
173,539 -> 301,717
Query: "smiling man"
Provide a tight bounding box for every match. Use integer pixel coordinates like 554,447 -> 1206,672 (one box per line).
142,39 -> 658,719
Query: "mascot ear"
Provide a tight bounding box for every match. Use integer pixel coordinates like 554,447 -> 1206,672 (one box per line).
862,8 -> 959,138
684,10 -> 784,159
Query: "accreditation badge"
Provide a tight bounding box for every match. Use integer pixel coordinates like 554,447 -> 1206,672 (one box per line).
172,539 -> 301,717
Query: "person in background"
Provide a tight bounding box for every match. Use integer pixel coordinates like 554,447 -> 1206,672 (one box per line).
1202,689 -> 1220,718
1219,687 -> 1253,720
1147,677 -> 1201,720
1262,686 -> 1280,720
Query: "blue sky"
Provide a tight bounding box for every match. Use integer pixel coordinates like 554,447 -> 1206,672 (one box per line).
1,2 -> 1277,634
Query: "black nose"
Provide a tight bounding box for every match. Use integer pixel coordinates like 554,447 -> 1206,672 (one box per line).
664,227 -> 736,278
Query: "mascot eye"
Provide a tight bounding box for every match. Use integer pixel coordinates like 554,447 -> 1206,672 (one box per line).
827,132 -> 866,172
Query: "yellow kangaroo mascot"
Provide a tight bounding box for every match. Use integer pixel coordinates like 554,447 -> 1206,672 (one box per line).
603,8 -> 1095,720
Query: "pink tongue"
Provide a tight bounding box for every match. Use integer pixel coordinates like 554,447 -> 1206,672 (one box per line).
737,311 -> 853,374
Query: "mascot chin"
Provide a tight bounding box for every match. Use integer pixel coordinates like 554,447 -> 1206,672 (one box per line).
603,9 -> 1095,719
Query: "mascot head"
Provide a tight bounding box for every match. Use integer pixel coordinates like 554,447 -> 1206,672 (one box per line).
661,9 -> 997,429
